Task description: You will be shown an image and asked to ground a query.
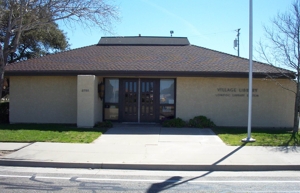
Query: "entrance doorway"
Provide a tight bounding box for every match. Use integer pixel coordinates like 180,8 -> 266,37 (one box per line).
104,78 -> 175,123
120,78 -> 159,122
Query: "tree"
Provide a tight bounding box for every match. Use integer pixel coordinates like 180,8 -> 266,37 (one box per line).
7,22 -> 69,63
258,0 -> 300,137
0,0 -> 118,94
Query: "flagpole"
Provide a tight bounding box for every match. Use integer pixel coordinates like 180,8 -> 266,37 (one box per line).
242,0 -> 256,142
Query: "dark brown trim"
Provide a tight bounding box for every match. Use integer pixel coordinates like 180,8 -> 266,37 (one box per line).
174,78 -> 177,119
5,70 -> 295,79
97,44 -> 189,46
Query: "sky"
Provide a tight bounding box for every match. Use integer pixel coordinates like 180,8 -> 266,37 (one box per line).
61,0 -> 294,61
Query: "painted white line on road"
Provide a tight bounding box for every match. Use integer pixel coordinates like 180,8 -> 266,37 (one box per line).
77,177 -> 168,183
0,174 -> 300,184
76,178 -> 300,184
189,180 -> 300,183
0,174 -> 69,180
0,174 -> 31,178
35,176 -> 71,180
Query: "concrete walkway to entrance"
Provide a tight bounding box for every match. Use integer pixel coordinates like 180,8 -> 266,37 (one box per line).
0,124 -> 299,171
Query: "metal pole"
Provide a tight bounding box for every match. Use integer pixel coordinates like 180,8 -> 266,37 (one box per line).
237,29 -> 240,57
242,0 -> 255,142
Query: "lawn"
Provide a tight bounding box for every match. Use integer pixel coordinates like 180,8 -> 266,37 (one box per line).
211,127 -> 299,146
0,124 -> 108,143
1,124 -> 299,146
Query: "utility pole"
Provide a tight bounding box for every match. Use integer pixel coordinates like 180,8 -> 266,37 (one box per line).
237,28 -> 240,57
234,28 -> 241,57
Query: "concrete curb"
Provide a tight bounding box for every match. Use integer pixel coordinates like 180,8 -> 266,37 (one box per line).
0,160 -> 300,171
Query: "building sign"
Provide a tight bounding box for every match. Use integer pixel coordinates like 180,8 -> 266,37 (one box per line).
216,88 -> 259,97
81,89 -> 89,92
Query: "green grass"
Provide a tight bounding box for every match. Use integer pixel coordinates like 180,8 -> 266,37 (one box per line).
0,124 -> 108,143
211,127 -> 300,146
1,124 -> 298,146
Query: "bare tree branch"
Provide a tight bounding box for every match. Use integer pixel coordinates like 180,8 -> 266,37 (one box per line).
258,0 -> 300,133
0,0 -> 119,102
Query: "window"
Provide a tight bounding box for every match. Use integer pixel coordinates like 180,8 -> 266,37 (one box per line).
104,79 -> 119,120
104,105 -> 119,120
159,79 -> 175,120
160,79 -> 174,104
159,106 -> 175,120
105,79 -> 119,103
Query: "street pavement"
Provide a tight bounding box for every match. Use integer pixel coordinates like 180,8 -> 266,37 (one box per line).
0,124 -> 299,171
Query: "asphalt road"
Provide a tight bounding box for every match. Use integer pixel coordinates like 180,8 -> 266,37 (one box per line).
0,166 -> 300,192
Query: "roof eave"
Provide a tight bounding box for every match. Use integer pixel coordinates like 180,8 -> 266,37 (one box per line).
4,70 -> 295,79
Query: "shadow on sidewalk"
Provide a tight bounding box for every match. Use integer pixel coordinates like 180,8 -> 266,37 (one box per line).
146,143 -> 247,193
106,124 -> 215,136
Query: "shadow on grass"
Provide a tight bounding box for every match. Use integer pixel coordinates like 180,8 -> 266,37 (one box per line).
282,131 -> 299,146
212,127 -> 299,146
212,127 -> 292,135
0,124 -> 108,133
275,131 -> 300,153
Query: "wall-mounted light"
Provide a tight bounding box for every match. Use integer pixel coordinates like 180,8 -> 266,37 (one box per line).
98,82 -> 105,100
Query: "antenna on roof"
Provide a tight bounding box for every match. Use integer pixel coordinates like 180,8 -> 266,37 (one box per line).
233,28 -> 240,57
170,30 -> 174,37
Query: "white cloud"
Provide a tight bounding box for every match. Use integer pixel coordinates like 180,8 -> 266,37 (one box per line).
141,0 -> 206,38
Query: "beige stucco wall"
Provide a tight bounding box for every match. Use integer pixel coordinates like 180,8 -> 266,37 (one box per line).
10,76 -> 77,124
176,77 -> 295,128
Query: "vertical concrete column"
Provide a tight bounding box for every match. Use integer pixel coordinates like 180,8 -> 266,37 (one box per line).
77,75 -> 97,127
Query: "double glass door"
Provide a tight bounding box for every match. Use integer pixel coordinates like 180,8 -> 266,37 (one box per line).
121,79 -> 159,122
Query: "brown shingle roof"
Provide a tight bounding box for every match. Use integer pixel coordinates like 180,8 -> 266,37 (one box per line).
4,36 -> 294,78
98,36 -> 190,45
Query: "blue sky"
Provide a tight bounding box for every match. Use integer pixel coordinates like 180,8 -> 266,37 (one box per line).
62,0 -> 294,61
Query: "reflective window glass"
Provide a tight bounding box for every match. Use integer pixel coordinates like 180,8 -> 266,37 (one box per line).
159,106 -> 175,120
104,105 -> 119,120
105,79 -> 119,103
160,79 -> 174,104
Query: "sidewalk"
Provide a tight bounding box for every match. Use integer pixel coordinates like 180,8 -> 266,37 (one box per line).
0,124 -> 299,171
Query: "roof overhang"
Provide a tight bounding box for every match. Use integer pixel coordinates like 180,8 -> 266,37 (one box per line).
5,70 -> 295,79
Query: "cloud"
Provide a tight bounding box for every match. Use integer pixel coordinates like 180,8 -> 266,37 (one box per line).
141,0 -> 206,38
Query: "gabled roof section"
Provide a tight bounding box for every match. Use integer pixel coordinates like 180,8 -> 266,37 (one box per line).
4,36 -> 295,78
98,36 -> 190,46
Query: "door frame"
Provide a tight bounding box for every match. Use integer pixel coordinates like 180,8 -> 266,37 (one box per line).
119,78 -> 159,123
103,77 -> 176,123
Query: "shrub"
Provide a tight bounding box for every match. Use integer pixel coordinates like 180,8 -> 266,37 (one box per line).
162,117 -> 186,128
95,121 -> 113,128
188,115 -> 216,128
0,102 -> 9,123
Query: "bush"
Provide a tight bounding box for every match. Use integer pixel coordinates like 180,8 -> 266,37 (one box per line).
188,115 -> 216,128
95,121 -> 113,128
162,117 -> 186,128
0,102 -> 9,123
